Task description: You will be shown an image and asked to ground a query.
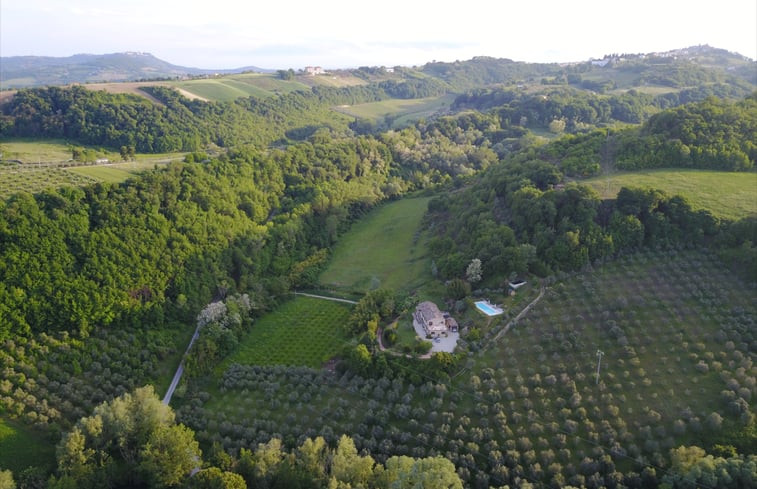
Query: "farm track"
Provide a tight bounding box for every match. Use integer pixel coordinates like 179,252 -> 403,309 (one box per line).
293,292 -> 358,305
488,286 -> 546,345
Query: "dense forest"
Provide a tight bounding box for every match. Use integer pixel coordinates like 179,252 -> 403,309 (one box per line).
0,52 -> 756,488
0,77 -> 448,152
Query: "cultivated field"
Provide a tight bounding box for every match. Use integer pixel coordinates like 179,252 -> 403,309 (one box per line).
318,196 -> 433,293
583,169 -> 757,220
0,139 -> 185,197
180,249 -> 755,483
221,296 -> 352,369
171,74 -> 312,101
333,95 -> 455,128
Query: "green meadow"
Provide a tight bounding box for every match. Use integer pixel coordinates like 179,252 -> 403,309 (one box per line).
318,196 -> 433,293
0,417 -> 55,473
583,169 -> 757,221
333,95 -> 455,128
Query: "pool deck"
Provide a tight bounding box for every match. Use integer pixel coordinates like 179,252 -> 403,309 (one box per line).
474,300 -> 504,316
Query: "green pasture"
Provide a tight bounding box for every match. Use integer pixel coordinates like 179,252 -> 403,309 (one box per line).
302,73 -> 369,88
583,169 -> 757,220
318,196 -> 433,293
0,138 -> 81,163
173,74 -> 310,101
333,95 -> 455,128
65,164 -> 138,183
221,296 -> 352,369
0,417 -> 55,473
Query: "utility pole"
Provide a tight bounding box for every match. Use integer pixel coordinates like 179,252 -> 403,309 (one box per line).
595,350 -> 604,385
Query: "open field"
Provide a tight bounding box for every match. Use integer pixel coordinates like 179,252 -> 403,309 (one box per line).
583,169 -> 757,221
0,417 -> 55,473
172,78 -> 272,101
77,81 -> 172,103
333,95 -> 455,128
221,296 -> 352,369
318,197 -> 433,293
0,138 -> 83,163
300,73 -> 370,88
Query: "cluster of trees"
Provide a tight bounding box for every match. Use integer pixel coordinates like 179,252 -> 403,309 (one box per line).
453,84 -> 755,131
426,153 -> 747,281
25,385 -> 462,489
615,94 -> 757,170
184,294 -> 253,376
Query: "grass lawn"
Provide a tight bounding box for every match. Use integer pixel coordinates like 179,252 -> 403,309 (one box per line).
583,169 -> 757,221
65,164 -> 139,183
333,95 -> 455,128
318,196 -> 433,293
221,296 -> 352,369
0,138 -> 79,163
0,417 -> 55,473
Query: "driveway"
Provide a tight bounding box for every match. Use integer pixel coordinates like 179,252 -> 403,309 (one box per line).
412,318 -> 459,353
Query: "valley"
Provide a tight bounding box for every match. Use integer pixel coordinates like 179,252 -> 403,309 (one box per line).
0,46 -> 755,488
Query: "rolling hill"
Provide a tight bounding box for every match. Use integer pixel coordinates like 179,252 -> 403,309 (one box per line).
0,51 -> 271,88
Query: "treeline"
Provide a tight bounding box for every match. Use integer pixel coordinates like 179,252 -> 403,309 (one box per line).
426,152 -> 756,282
421,56 -> 560,90
453,83 -> 755,129
421,54 -> 753,91
0,77 -> 447,153
615,94 -> 757,170
531,95 -> 756,176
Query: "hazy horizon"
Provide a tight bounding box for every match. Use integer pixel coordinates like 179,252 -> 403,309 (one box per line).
2,0 -> 755,70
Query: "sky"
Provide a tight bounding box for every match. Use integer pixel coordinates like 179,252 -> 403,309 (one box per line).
1,0 -> 756,70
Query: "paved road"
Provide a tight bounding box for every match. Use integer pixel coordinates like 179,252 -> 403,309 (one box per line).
162,322 -> 202,405
293,292 -> 358,304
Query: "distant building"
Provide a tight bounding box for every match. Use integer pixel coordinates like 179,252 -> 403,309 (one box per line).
385,67 -> 395,73
304,66 -> 326,76
591,59 -> 610,67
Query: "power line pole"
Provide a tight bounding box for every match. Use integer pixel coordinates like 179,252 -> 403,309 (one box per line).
595,350 -> 604,385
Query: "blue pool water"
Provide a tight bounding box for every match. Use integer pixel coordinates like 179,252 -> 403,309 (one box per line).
475,300 -> 503,316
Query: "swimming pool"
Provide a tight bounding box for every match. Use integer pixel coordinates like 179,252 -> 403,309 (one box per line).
474,300 -> 504,316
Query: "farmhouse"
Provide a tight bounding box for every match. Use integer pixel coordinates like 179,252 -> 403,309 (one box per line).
414,301 -> 457,336
304,66 -> 326,75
